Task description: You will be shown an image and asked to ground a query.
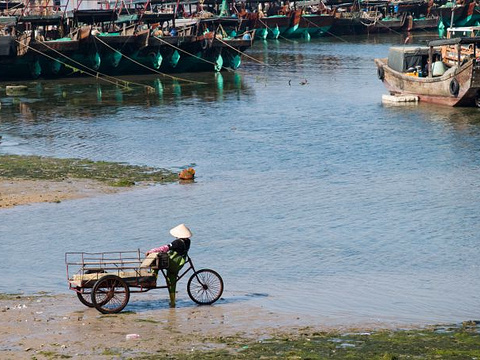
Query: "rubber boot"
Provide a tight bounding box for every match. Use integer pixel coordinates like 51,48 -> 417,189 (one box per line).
167,273 -> 177,308
169,289 -> 176,308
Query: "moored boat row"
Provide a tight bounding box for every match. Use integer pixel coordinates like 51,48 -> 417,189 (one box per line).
0,8 -> 255,80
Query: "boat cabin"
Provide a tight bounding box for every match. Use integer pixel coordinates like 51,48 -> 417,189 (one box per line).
387,39 -> 480,78
388,46 -> 438,77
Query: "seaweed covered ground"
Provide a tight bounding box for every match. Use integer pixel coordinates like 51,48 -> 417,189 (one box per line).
0,155 -> 179,208
0,154 -> 178,186
1,294 -> 480,359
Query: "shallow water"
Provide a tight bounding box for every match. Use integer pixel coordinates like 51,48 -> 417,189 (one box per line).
1,32 -> 480,326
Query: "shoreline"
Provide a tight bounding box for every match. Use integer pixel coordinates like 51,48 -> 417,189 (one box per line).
0,293 -> 332,358
0,178 -> 144,210
0,154 -> 178,210
1,293 -> 478,359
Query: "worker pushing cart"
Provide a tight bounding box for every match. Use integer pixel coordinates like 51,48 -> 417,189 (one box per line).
146,223 -> 192,308
65,224 -> 223,314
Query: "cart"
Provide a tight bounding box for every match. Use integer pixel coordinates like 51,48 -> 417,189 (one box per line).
65,250 -> 224,314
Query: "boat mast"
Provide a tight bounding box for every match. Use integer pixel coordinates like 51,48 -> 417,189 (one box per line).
449,3 -> 455,29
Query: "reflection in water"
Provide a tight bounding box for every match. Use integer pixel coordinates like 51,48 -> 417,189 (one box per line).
216,72 -> 224,96
383,102 -> 480,130
154,78 -> 163,99
172,80 -> 182,98
0,72 -> 252,125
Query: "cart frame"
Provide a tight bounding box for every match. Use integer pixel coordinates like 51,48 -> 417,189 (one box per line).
65,249 -> 223,313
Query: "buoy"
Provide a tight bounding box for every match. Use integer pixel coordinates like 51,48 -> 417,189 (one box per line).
382,94 -> 419,105
179,168 -> 195,180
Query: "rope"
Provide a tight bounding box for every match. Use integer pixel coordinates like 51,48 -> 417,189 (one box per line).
36,40 -> 150,89
153,34 -> 228,72
16,38 -> 155,91
214,36 -> 272,67
300,16 -> 350,42
302,11 -> 415,41
359,17 -> 404,35
258,18 -> 296,43
93,35 -> 207,84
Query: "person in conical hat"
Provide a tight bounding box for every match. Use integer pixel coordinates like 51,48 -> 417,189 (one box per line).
146,223 -> 192,256
146,224 -> 192,308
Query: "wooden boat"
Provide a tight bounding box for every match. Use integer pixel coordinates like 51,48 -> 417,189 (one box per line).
148,17 -> 254,73
374,37 -> 480,107
329,6 -> 373,35
432,0 -> 480,28
328,2 -> 398,35
358,1 -> 407,33
368,13 -> 407,33
236,0 -> 291,40
245,13 -> 291,39
285,9 -> 335,38
0,14 -> 79,80
404,14 -> 439,31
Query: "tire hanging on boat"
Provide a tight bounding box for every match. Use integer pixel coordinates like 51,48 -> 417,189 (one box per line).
449,78 -> 460,97
377,66 -> 385,81
475,90 -> 480,108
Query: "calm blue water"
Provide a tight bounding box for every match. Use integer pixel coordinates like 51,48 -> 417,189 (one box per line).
1,32 -> 480,326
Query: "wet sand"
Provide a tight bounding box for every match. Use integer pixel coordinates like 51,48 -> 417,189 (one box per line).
0,293 -> 349,359
0,179 -> 131,209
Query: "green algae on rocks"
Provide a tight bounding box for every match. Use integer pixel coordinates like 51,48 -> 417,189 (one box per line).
0,154 -> 178,186
133,324 -> 480,359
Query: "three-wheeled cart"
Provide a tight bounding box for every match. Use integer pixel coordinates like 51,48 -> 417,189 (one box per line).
66,250 -> 223,314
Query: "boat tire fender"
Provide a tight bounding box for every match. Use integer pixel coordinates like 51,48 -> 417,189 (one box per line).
377,66 -> 385,81
475,90 -> 480,108
449,78 -> 460,97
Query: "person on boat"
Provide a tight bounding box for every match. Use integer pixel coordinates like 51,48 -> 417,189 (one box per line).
146,224 -> 192,307
423,58 -> 430,77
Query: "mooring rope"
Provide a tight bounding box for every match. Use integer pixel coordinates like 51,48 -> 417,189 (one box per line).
258,18 -> 296,43
214,36 -> 272,67
300,16 -> 350,42
14,38 -> 153,90
15,39 -> 160,92
152,34 -> 234,73
35,39 -> 157,91
93,35 -> 207,84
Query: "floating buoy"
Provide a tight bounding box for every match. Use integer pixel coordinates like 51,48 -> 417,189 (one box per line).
179,168 -> 195,180
382,94 -> 418,105
6,85 -> 28,96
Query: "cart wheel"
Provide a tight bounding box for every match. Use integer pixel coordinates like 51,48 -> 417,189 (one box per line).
76,287 -> 94,308
91,275 -> 130,314
187,269 -> 224,305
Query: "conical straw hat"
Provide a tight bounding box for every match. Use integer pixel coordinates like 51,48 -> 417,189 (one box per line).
170,224 -> 192,238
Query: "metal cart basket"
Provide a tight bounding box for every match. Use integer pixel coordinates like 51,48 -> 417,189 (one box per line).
66,250 -> 223,314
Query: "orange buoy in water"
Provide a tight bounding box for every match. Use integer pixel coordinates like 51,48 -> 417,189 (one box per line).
179,168 -> 195,180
